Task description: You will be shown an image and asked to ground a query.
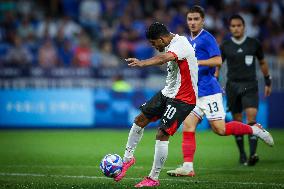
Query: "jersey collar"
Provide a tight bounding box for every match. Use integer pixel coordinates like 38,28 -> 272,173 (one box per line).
231,35 -> 247,45
165,33 -> 178,51
190,29 -> 204,40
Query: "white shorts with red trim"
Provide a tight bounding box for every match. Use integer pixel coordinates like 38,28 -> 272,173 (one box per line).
191,93 -> 225,121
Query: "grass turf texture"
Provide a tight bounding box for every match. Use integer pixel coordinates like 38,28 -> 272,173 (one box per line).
0,129 -> 283,189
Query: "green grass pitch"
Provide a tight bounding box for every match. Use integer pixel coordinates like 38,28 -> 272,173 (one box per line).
0,129 -> 283,189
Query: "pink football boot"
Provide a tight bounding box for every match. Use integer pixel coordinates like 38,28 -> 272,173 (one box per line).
114,157 -> 136,182
135,177 -> 160,187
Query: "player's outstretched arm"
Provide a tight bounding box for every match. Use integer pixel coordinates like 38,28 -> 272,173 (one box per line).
198,56 -> 222,67
126,52 -> 175,67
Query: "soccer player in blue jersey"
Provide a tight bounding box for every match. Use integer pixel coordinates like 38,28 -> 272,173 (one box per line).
167,5 -> 273,177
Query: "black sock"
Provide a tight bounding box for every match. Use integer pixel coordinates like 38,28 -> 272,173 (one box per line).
248,135 -> 258,156
235,135 -> 246,156
248,122 -> 258,156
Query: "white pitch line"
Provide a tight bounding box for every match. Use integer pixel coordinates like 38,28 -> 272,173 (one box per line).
1,164 -> 284,173
0,172 -> 283,187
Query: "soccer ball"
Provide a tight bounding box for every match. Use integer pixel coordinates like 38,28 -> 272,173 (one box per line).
100,154 -> 123,177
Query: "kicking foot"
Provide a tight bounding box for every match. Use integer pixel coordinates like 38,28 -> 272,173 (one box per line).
135,177 -> 160,187
252,123 -> 274,147
167,167 -> 195,177
114,157 -> 135,182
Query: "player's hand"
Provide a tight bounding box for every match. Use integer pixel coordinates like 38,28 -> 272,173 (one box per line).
264,86 -> 272,97
125,58 -> 144,67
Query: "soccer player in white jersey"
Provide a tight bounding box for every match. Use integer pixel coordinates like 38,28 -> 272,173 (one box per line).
113,22 -> 198,187
167,5 -> 274,177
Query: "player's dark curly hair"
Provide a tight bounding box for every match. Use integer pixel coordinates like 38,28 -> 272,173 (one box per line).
145,22 -> 170,40
229,14 -> 245,26
187,5 -> 205,18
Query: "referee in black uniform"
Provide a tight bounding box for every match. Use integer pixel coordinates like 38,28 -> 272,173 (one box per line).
220,15 -> 272,166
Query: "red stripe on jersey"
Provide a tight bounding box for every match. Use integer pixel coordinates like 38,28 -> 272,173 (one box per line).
175,59 -> 196,104
167,51 -> 178,61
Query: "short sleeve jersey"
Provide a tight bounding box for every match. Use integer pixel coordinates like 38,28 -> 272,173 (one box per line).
188,29 -> 222,97
161,34 -> 198,105
220,36 -> 264,82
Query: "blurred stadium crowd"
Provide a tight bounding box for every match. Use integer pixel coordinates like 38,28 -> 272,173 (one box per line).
0,0 -> 284,89
1,0 -> 284,66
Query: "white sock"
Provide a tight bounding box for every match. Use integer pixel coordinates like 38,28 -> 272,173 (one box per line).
182,162 -> 193,171
149,140 -> 169,180
123,123 -> 144,162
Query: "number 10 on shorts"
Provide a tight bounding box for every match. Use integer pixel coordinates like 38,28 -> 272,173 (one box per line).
164,105 -> 177,119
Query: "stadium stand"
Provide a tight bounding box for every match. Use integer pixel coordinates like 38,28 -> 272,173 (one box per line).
0,0 -> 284,128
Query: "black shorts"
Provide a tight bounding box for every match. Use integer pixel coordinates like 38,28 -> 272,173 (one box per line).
140,91 -> 195,136
226,81 -> 259,114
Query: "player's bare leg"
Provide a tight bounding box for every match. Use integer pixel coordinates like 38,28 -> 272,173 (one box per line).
210,120 -> 226,135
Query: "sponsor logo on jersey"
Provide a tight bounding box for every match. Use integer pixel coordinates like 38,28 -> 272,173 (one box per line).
237,48 -> 243,53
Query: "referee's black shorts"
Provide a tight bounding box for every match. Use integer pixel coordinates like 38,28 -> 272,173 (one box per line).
140,91 -> 195,136
225,81 -> 259,114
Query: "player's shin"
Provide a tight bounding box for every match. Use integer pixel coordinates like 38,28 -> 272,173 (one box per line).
182,132 -> 196,165
149,140 -> 169,180
123,123 -> 144,162
248,135 -> 258,155
248,122 -> 258,156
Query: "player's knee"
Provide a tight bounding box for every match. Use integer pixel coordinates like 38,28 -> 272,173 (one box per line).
183,119 -> 196,132
134,113 -> 150,128
156,128 -> 170,141
216,129 -> 226,136
212,126 -> 226,136
134,116 -> 140,124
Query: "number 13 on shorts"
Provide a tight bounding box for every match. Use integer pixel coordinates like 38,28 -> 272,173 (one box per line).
193,93 -> 226,121
207,102 -> 219,113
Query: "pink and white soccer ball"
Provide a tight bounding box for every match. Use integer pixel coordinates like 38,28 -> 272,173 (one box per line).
100,154 -> 123,177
